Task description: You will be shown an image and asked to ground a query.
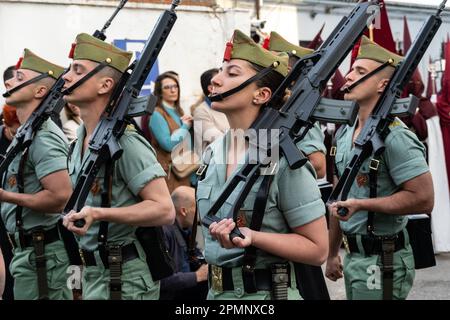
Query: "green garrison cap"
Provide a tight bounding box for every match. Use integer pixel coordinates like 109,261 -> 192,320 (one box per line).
356,35 -> 403,67
16,49 -> 64,80
223,30 -> 288,77
268,31 -> 313,59
69,33 -> 132,73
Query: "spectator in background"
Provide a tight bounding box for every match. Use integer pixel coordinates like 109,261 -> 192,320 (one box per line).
141,72 -> 193,192
62,103 -> 82,143
191,68 -> 229,157
160,186 -> 208,300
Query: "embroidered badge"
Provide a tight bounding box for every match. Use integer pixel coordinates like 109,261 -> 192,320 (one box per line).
7,175 -> 16,188
90,178 -> 101,196
236,210 -> 248,228
356,174 -> 368,188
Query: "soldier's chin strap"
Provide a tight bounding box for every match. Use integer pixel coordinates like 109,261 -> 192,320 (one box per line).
341,59 -> 394,94
61,62 -> 109,95
2,73 -> 50,98
209,66 -> 274,102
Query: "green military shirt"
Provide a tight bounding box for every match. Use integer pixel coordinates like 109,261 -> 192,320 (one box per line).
197,131 -> 325,269
298,122 -> 326,156
68,124 -> 166,251
1,119 -> 68,233
334,118 -> 429,235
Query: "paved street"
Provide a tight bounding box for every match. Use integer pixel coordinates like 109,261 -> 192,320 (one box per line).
323,250 -> 450,300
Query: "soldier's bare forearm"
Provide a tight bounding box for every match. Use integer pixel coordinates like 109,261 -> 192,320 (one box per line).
328,215 -> 342,257
0,189 -> 68,213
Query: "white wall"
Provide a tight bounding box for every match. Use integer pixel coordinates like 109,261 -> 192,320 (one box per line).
0,0 -> 250,111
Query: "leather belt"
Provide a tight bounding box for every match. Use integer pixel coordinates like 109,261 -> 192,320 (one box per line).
8,226 -> 60,249
209,265 -> 291,292
344,231 -> 406,255
80,243 -> 139,268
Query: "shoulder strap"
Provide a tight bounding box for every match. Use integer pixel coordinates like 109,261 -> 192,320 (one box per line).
241,173 -> 275,294
98,160 -> 114,250
15,148 -> 30,234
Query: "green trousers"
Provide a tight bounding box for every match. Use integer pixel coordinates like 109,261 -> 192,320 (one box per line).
81,241 -> 160,300
10,240 -> 72,300
343,238 -> 415,300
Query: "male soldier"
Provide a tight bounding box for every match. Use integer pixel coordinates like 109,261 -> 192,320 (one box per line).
62,33 -> 175,300
268,31 -> 326,178
326,36 -> 434,300
2,50 -> 73,300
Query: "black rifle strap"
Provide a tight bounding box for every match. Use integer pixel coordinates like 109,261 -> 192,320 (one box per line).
366,153 -> 382,235
343,59 -> 394,94
331,125 -> 345,179
242,173 -> 274,294
94,159 -> 120,300
209,66 -> 274,102
61,62 -> 108,95
366,152 -> 394,300
189,147 -> 212,258
2,73 -> 50,98
15,148 -> 29,245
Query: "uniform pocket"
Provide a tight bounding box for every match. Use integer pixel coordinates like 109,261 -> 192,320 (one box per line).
397,251 -> 415,299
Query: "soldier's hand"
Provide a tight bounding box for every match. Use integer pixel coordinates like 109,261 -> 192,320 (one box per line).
0,188 -> 5,201
63,206 -> 96,236
325,255 -> 343,282
209,218 -> 251,249
195,264 -> 208,282
329,199 -> 361,221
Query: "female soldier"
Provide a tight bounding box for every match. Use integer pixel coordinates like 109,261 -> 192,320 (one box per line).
197,30 -> 329,300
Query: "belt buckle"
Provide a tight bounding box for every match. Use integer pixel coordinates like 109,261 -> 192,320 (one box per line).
196,164 -> 208,177
211,265 -> 223,293
342,235 -> 350,254
369,159 -> 380,171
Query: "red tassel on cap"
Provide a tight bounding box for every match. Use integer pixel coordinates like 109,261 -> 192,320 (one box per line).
223,41 -> 233,62
262,36 -> 270,50
68,43 -> 76,59
15,57 -> 23,70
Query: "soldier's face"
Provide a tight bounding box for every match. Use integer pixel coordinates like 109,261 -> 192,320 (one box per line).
4,69 -> 41,107
62,59 -> 101,105
343,59 -> 385,103
210,59 -> 259,114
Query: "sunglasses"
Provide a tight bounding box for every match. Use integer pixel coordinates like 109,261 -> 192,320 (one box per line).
162,84 -> 179,90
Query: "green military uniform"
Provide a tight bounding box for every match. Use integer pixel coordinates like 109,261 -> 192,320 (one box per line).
0,50 -> 71,300
334,36 -> 429,300
69,125 -> 166,300
67,33 -> 165,300
197,30 -> 326,300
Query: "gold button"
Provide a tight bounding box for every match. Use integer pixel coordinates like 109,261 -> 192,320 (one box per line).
292,50 -> 297,55
273,61 -> 279,67
48,70 -> 54,76
106,57 -> 112,64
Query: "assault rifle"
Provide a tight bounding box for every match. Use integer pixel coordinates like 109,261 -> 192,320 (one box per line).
0,0 -> 130,177
328,0 -> 447,216
201,1 -> 381,239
